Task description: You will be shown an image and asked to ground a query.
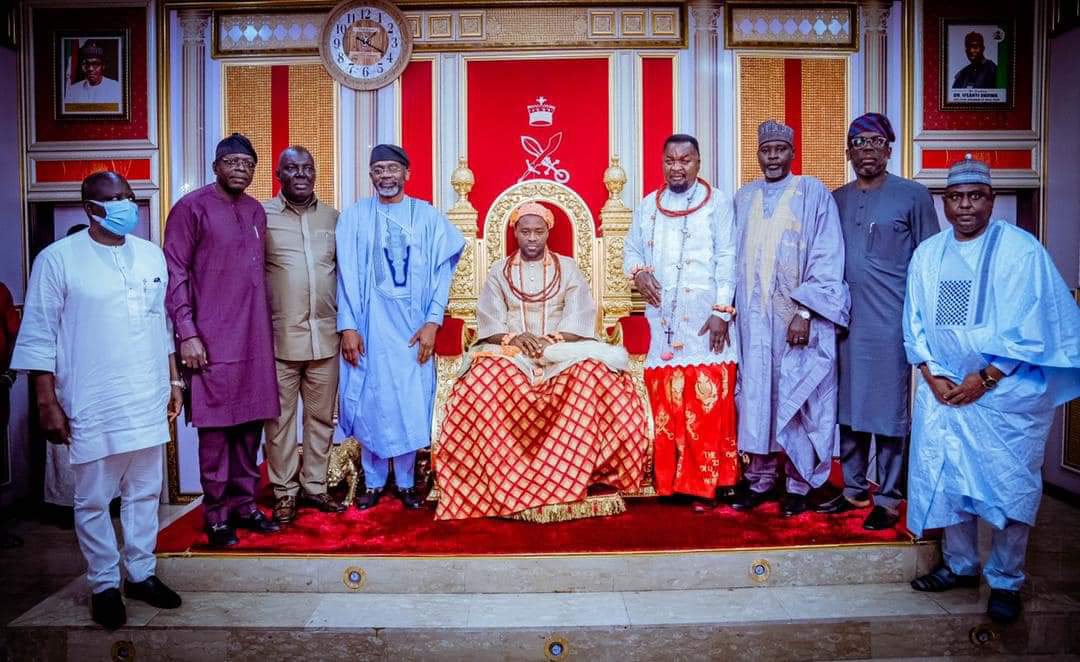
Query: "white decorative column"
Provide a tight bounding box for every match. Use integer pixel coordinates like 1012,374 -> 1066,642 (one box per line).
354,90 -> 378,199
690,3 -> 723,186
860,1 -> 891,113
178,9 -> 210,195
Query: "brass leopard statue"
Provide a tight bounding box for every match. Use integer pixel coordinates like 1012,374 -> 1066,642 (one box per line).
326,438 -> 363,507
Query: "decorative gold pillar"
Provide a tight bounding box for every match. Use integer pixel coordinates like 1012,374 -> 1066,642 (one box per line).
178,9 -> 211,195
600,156 -> 634,332
860,0 -> 891,114
446,157 -> 480,327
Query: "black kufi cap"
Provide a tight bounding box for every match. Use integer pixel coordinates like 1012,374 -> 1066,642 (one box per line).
370,144 -> 409,168
216,133 -> 257,162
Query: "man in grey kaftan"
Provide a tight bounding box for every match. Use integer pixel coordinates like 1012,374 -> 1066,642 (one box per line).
732,120 -> 849,517
817,113 -> 939,530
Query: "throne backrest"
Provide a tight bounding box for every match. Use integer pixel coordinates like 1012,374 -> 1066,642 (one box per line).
479,179 -> 599,320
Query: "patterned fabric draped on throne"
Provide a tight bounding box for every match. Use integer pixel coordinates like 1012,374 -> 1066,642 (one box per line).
435,203 -> 648,522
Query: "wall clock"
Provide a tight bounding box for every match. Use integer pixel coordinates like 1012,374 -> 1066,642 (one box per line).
319,0 -> 413,91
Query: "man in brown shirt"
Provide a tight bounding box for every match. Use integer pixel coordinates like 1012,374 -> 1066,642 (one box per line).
263,146 -> 345,523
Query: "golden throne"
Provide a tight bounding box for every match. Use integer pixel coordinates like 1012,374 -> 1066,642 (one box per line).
429,157 -> 656,510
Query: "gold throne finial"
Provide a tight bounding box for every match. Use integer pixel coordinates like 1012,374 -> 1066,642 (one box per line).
451,157 -> 476,212
603,155 -> 627,208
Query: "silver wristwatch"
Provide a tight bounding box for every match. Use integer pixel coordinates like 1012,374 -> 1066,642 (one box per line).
711,310 -> 733,322
795,308 -> 811,320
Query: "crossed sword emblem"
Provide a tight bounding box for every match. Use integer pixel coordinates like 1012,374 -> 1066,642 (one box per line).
518,132 -> 571,183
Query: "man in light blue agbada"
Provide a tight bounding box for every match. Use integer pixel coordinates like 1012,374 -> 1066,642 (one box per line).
336,144 -> 465,510
904,156 -> 1080,624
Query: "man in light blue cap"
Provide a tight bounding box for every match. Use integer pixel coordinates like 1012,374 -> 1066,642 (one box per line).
904,155 -> 1080,623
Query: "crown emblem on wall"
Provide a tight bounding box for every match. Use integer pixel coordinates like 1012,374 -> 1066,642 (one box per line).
527,96 -> 555,126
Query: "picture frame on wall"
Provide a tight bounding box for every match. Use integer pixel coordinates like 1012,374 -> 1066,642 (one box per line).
940,18 -> 1015,110
53,29 -> 130,120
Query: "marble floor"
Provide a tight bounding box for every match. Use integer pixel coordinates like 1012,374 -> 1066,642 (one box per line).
1,496 -> 1078,661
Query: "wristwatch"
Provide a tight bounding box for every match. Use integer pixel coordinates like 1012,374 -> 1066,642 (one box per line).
795,308 -> 811,320
711,310 -> 733,322
170,380 -> 186,391
978,368 -> 998,390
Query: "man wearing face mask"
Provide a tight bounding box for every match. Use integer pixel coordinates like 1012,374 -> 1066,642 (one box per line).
816,114 -> 939,531
261,146 -> 345,523
11,171 -> 184,629
165,133 -> 282,547
732,120 -> 849,517
336,144 -> 465,510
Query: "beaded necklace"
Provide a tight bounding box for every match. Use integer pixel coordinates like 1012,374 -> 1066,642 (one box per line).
504,250 -> 561,335
656,177 -> 712,217
649,183 -> 698,358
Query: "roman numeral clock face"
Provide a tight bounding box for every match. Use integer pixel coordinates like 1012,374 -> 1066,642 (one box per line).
319,0 -> 413,91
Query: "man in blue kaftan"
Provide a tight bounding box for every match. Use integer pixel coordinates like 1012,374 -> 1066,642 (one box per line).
904,156 -> 1080,624
336,144 -> 465,510
732,120 -> 850,518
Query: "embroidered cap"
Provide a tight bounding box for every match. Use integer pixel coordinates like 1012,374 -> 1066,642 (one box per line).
509,201 -> 554,229
758,119 -> 794,147
848,112 -> 895,142
946,154 -> 992,188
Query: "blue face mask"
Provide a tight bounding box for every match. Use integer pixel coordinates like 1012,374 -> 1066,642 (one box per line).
91,199 -> 138,236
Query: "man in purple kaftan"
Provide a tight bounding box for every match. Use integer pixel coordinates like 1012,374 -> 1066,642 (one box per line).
165,133 -> 281,547
732,120 -> 850,517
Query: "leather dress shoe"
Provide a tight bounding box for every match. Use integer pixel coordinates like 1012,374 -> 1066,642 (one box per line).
814,494 -> 864,515
91,588 -> 126,630
206,523 -> 238,547
862,505 -> 900,530
781,493 -> 809,517
730,488 -> 771,512
273,496 -> 297,523
124,575 -> 182,609
231,509 -> 281,534
987,588 -> 1023,624
355,487 -> 384,510
299,491 -> 346,513
399,487 -> 426,510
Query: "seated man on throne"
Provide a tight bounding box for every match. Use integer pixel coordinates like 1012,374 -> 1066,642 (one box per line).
435,202 -> 648,521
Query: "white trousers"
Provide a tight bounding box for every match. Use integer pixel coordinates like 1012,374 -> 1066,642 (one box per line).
943,517 -> 1030,591
72,445 -> 162,593
360,448 -> 416,489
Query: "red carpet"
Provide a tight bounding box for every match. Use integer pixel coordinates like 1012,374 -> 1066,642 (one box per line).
157,492 -> 912,556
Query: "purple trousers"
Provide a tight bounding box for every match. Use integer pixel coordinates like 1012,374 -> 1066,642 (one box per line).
198,421 -> 263,526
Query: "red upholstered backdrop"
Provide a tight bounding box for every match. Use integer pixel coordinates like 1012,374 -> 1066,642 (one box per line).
402,59 -> 434,203
466,57 -> 610,237
641,56 -> 675,194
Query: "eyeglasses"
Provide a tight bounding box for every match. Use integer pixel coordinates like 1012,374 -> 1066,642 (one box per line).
943,190 -> 988,204
220,157 -> 255,171
281,164 -> 315,176
371,164 -> 404,176
848,136 -> 889,149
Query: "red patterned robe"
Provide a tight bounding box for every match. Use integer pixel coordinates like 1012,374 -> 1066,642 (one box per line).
435,253 -> 648,520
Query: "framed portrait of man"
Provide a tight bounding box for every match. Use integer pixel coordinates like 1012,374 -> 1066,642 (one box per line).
53,30 -> 130,119
940,19 -> 1014,110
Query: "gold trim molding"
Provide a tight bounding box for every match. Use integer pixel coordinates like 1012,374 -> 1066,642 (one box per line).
207,4 -> 686,57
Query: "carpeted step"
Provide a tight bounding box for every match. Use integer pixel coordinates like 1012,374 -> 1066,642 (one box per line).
7,577 -> 1078,661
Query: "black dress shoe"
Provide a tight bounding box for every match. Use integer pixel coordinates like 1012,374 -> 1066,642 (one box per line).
814,494 -> 863,515
206,523 -> 238,547
987,588 -> 1023,624
862,505 -> 900,530
910,565 -> 980,592
730,489 -> 772,512
124,575 -> 182,609
91,588 -> 126,630
355,488 -> 384,510
781,493 -> 809,517
231,510 -> 281,534
399,487 -> 426,510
